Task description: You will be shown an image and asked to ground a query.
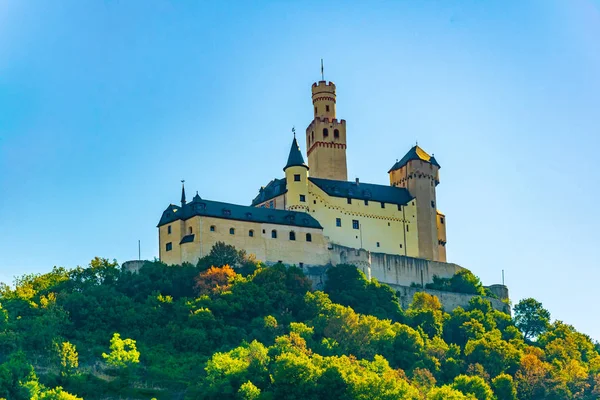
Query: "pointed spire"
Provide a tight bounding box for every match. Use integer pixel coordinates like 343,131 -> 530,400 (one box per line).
284,135 -> 308,171
181,180 -> 186,206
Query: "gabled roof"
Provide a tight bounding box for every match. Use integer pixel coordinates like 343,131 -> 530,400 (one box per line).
250,178 -> 287,206
284,137 -> 308,171
158,196 -> 322,229
309,177 -> 413,206
389,145 -> 440,172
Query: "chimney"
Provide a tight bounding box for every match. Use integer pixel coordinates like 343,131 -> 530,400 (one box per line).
355,177 -> 359,185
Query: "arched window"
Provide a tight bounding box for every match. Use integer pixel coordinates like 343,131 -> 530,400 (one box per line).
334,129 -> 339,139
271,230 -> 277,239
249,229 -> 254,237
314,106 -> 317,114
323,128 -> 329,138
210,225 -> 216,232
230,227 -> 235,235
188,227 -> 193,234
289,231 -> 296,241
306,233 -> 312,242
311,131 -> 314,141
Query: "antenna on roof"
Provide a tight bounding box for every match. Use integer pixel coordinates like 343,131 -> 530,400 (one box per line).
321,59 -> 324,81
292,126 -> 296,138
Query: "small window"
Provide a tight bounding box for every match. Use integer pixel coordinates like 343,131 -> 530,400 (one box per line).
388,222 -> 390,227
294,174 -> 301,182
334,129 -> 339,139
364,200 -> 369,206
166,242 -> 172,252
306,233 -> 312,242
300,194 -> 306,202
440,217 -> 445,224
336,218 -> 341,227
323,128 -> 329,138
313,200 -> 316,204
188,227 -> 193,234
249,229 -> 254,237
376,242 -> 380,247
326,105 -> 330,112
352,220 -> 359,230
262,229 -> 266,234
314,107 -> 317,114
347,198 -> 352,204
380,202 -> 385,208
210,225 -> 216,232
397,205 -> 402,211
400,244 -> 403,248
289,231 -> 296,241
269,200 -> 274,208
406,225 -> 409,232
229,228 -> 235,235
311,131 -> 314,141
271,230 -> 277,239
167,225 -> 172,234
431,200 -> 435,208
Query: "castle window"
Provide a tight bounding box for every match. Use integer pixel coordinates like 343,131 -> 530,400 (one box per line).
300,194 -> 306,202
230,228 -> 235,235
431,201 -> 435,208
397,205 -> 402,211
223,209 -> 231,216
352,220 -> 359,230
249,229 -> 254,237
334,129 -> 339,139
188,227 -> 193,234
323,128 -> 329,138
312,131 -> 314,141
388,222 -> 390,226
262,229 -> 266,234
210,225 -> 216,232
289,231 -> 296,241
406,225 -> 409,232
306,233 -> 312,242
166,242 -> 172,252
400,244 -> 403,248
271,230 -> 277,239
377,242 -> 380,247
380,202 -> 385,208
347,198 -> 352,204
326,105 -> 330,112
440,217 -> 445,224
313,200 -> 316,204
294,174 -> 301,182
269,200 -> 274,208
167,225 -> 172,234
336,218 -> 342,227
315,107 -> 317,114
364,200 -> 369,206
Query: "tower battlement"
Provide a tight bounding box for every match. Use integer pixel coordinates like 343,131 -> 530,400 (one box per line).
311,80 -> 336,93
306,118 -> 346,129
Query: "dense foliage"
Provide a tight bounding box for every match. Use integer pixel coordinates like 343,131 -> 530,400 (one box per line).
0,244 -> 598,399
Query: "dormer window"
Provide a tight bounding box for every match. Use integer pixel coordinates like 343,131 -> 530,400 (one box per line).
222,209 -> 231,216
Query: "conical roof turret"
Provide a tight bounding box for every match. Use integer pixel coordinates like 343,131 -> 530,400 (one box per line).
284,137 -> 308,171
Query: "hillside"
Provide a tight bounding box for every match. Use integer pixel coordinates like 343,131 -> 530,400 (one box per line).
0,243 -> 599,400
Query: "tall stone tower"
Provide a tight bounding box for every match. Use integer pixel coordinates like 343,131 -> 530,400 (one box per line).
389,146 -> 442,261
305,81 -> 348,181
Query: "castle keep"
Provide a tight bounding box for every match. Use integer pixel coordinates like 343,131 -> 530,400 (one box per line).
157,75 -> 487,294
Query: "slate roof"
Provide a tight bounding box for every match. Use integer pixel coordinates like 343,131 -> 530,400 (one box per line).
284,137 -> 308,171
309,177 -> 413,206
250,178 -> 287,206
388,145 -> 440,172
158,196 -> 322,229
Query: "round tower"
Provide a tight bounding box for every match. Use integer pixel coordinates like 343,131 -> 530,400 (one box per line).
284,136 -> 309,212
306,81 -> 348,181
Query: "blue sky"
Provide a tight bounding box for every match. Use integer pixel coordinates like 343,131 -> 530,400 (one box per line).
1,1 -> 599,339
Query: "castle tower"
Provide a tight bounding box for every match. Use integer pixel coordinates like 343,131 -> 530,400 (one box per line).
305,81 -> 348,181
284,135 -> 309,212
389,145 -> 444,261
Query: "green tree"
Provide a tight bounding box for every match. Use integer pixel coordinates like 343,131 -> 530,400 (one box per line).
513,298 -> 550,340
58,341 -> 78,377
237,381 -> 261,400
204,242 -> 245,268
102,333 -> 140,369
452,375 -> 495,400
492,373 -> 517,400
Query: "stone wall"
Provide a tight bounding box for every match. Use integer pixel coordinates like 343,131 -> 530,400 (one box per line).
328,243 -> 463,286
393,284 -> 511,314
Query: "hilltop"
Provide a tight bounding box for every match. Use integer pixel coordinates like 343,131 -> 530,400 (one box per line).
0,243 -> 599,399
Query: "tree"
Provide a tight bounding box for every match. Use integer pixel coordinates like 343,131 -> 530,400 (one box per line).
492,373 -> 517,400
452,375 -> 495,400
513,298 -> 550,340
238,381 -> 261,400
195,265 -> 237,296
204,242 -> 244,268
102,333 -> 140,369
58,341 -> 78,377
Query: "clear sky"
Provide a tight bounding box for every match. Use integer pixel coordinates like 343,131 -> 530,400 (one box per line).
1,1 -> 599,339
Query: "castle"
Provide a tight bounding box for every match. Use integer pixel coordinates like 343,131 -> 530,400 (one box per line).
156,76 -> 507,308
